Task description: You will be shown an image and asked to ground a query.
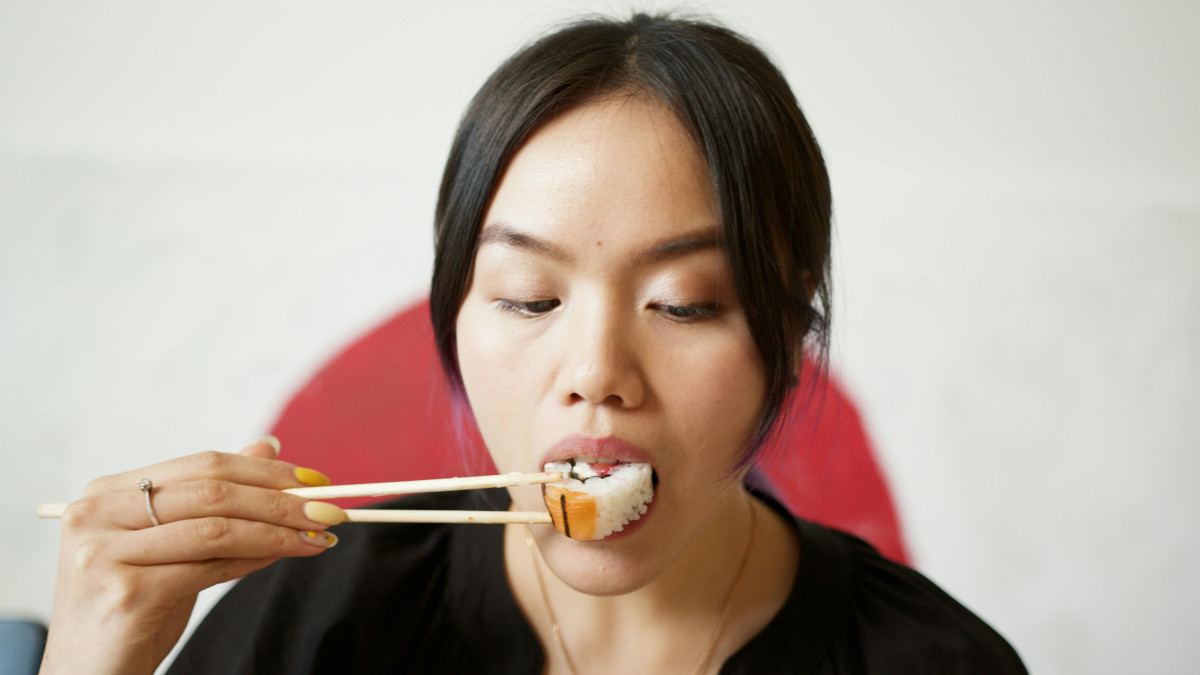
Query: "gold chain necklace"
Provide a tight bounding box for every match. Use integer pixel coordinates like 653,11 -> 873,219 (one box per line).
524,501 -> 758,675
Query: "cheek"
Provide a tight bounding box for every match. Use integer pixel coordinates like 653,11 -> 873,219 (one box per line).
651,326 -> 766,460
455,301 -> 543,470
456,302 -> 502,391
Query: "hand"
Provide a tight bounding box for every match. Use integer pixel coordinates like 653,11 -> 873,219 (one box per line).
39,436 -> 343,675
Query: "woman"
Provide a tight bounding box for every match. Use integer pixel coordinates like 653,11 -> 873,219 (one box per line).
40,13 -> 1026,674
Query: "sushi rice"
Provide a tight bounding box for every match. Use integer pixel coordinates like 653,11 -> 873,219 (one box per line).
542,459 -> 655,540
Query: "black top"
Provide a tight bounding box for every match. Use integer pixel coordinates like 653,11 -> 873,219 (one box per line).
169,489 -> 1026,674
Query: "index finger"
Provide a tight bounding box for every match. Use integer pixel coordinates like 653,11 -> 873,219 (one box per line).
83,438 -> 331,497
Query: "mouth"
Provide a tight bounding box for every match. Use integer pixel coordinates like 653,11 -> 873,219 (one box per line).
541,456 -> 657,541
539,435 -> 655,468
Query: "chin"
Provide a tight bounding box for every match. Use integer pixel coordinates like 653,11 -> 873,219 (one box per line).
528,500 -> 680,597
539,535 -> 661,596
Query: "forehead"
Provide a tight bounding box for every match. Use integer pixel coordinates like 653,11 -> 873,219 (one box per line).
481,95 -> 719,257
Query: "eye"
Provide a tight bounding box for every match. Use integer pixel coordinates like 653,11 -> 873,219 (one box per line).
652,303 -> 719,323
495,298 -> 561,317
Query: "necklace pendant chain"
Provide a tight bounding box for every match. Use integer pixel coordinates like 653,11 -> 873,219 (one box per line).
527,533 -> 581,675
524,501 -> 757,675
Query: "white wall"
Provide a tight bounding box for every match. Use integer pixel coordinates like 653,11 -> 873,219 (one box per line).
2,2 -> 1197,673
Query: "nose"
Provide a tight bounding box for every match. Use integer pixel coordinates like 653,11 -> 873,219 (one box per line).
554,301 -> 645,409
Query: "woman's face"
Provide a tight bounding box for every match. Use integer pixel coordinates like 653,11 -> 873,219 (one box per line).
455,95 -> 766,594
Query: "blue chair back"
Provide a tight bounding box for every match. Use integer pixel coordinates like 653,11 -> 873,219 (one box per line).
0,619 -> 47,675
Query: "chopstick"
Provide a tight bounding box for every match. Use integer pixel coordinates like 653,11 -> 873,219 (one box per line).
37,471 -> 563,521
342,510 -> 551,524
284,471 -> 562,500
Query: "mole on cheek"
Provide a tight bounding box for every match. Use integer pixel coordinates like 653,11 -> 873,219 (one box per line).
595,240 -> 602,247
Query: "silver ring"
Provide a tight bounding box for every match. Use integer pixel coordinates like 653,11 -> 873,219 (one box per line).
139,478 -> 161,527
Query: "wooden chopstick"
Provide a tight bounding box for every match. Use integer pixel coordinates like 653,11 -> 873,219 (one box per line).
343,510 -> 551,524
36,471 -> 563,520
37,504 -> 67,519
284,471 -> 562,500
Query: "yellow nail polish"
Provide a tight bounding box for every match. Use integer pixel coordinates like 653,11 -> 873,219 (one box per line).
304,501 -> 346,526
295,467 -> 331,487
257,434 -> 281,457
300,530 -> 337,548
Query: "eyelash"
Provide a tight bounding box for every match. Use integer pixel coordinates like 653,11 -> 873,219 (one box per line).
495,299 -> 718,323
495,299 -> 561,317
652,303 -> 719,323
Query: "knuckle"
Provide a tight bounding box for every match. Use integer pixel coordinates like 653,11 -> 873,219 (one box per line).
60,498 -> 99,531
192,479 -> 230,509
191,450 -> 227,476
273,525 -> 296,550
82,474 -> 117,498
104,573 -> 144,613
266,492 -> 293,523
71,538 -> 108,572
194,516 -> 232,544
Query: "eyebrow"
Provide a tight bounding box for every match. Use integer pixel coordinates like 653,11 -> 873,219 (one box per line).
477,222 -> 721,266
635,231 -> 720,265
476,223 -> 572,262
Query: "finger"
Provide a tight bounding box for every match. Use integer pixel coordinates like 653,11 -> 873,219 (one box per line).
68,480 -> 347,532
108,518 -> 338,566
84,448 -> 331,498
130,557 -> 284,613
238,435 -> 281,460
163,557 -> 282,595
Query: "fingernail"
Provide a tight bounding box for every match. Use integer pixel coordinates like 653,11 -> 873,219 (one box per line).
300,530 -> 338,549
294,467 -> 331,487
257,434 -> 282,457
304,501 -> 346,526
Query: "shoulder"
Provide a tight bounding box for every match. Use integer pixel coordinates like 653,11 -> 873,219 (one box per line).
728,496 -> 1026,674
802,521 -> 1028,674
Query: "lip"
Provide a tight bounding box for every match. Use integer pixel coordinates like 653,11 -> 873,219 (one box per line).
539,435 -> 655,470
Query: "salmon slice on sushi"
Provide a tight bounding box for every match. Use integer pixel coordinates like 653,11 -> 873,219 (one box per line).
542,458 -> 655,540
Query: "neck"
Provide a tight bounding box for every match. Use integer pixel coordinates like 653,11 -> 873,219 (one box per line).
504,486 -> 799,675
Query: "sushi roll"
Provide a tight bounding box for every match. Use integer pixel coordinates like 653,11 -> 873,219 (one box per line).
542,458 -> 655,540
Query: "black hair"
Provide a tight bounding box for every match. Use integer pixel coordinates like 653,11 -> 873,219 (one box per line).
431,12 -> 831,465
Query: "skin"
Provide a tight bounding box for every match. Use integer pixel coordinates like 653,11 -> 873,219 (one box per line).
39,439 -> 341,675
455,95 -> 800,674
40,93 -> 801,675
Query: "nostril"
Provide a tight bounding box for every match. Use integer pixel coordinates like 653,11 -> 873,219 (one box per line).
567,390 -> 628,407
558,349 -> 645,408
569,391 -> 616,403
